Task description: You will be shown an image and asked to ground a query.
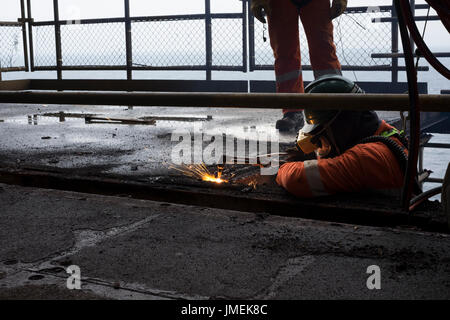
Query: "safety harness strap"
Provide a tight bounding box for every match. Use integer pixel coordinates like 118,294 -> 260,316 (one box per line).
380,127 -> 405,140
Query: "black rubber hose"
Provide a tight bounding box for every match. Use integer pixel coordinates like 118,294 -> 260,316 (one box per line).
399,0 -> 450,79
395,0 -> 421,211
410,186 -> 442,206
394,133 -> 409,150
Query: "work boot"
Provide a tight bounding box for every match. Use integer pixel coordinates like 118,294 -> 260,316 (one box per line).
275,111 -> 304,132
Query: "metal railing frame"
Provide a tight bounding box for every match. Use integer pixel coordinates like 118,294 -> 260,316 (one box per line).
22,0 -> 248,79
3,0 -> 448,81
420,92 -> 450,187
0,0 -> 29,75
419,142 -> 450,185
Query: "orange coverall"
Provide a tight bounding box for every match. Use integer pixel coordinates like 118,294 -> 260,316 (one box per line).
267,0 -> 342,113
276,121 -> 406,197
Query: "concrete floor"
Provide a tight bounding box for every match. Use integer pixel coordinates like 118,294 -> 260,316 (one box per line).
0,183 -> 449,300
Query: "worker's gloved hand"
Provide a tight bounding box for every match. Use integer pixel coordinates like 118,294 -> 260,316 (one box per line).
330,0 -> 347,20
251,0 -> 271,23
285,147 -> 316,162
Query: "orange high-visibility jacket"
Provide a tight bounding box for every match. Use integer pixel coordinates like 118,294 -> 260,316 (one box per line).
276,121 -> 407,197
267,0 -> 341,113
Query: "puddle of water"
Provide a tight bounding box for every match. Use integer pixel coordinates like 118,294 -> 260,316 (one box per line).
28,275 -> 45,281
3,260 -> 19,266
4,115 -> 83,126
211,124 -> 295,144
157,121 -> 295,144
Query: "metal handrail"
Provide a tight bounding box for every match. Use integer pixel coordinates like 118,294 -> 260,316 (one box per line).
0,91 -> 448,111
32,13 -> 244,26
372,52 -> 450,58
425,143 -> 450,149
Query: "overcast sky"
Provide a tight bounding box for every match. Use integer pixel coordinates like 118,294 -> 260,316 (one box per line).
1,0 -> 449,51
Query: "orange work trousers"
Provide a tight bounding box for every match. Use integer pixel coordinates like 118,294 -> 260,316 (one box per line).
267,0 -> 342,113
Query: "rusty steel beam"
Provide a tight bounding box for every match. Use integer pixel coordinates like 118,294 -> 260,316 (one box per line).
26,79 -> 249,93
0,80 -> 30,91
0,167 -> 446,232
0,91 -> 449,112
0,67 -> 28,73
425,143 -> 450,149
84,116 -> 156,125
0,21 -> 22,26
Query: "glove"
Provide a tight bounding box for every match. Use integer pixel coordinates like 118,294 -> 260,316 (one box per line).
330,0 -> 347,20
285,147 -> 317,162
251,0 -> 271,23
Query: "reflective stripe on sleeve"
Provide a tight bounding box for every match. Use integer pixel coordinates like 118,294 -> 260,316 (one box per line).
303,160 -> 328,196
276,69 -> 302,84
313,68 -> 342,79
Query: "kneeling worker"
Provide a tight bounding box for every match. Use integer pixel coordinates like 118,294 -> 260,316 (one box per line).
276,75 -> 414,198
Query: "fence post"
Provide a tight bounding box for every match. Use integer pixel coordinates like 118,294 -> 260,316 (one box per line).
124,0 -> 132,81
247,0 -> 255,72
205,0 -> 212,81
53,0 -> 62,80
27,0 -> 34,72
418,145 -> 424,188
410,0 -> 415,52
242,0 -> 248,73
391,0 -> 399,83
19,0 -> 29,71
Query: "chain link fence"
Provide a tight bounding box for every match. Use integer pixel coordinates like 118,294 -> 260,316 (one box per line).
0,24 -> 25,70
253,8 -> 392,69
132,19 -> 206,68
212,18 -> 244,67
24,2 -> 405,75
31,16 -> 246,71
61,22 -> 126,67
33,25 -> 56,67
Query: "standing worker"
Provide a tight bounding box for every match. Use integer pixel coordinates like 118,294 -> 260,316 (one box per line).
251,0 -> 347,131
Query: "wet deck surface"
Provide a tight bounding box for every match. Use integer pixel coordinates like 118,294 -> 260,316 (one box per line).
0,103 -> 401,174
0,103 -> 449,299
